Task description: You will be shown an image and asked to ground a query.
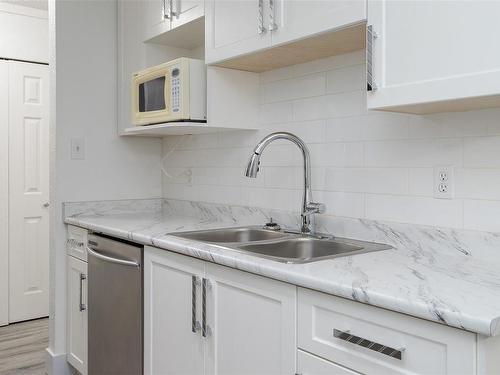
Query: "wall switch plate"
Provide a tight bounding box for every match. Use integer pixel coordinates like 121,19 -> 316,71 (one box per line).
434,165 -> 454,199
71,138 -> 85,160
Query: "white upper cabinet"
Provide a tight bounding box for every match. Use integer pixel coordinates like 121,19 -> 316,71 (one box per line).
144,0 -> 204,42
144,0 -> 171,41
171,0 -> 205,29
272,0 -> 366,46
205,0 -> 272,63
367,0 -> 500,114
206,0 -> 366,66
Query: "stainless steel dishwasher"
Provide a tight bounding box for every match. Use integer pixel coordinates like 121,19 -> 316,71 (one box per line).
87,233 -> 143,375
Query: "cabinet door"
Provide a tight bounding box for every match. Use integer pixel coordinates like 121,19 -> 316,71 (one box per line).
205,0 -> 271,64
205,263 -> 296,375
144,246 -> 205,375
171,0 -> 204,29
66,256 -> 88,375
271,0 -> 366,46
297,350 -> 361,375
367,0 -> 500,113
144,0 -> 171,41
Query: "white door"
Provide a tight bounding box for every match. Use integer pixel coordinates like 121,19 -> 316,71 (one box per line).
271,0 -> 366,46
367,0 -> 500,113
297,350 -> 361,375
171,0 -> 204,29
144,246 -> 205,375
0,61 -> 9,327
205,0 -> 271,64
66,255 -> 88,375
205,262 -> 296,375
8,61 -> 50,323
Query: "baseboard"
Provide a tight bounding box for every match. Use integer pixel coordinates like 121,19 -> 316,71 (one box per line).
45,348 -> 73,375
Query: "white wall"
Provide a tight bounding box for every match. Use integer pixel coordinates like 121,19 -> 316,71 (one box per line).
162,50 -> 500,234
49,0 -> 162,362
0,2 -> 48,62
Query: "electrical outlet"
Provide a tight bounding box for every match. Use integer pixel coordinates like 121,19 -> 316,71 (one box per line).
71,138 -> 85,160
434,165 -> 454,199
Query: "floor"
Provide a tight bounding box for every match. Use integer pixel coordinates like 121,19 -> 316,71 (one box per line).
0,318 -> 48,375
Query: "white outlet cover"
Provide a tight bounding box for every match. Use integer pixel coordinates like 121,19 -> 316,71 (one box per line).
71,138 -> 85,160
434,165 -> 454,199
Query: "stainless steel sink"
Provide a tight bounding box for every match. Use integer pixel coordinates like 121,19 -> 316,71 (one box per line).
236,236 -> 390,264
172,227 -> 290,243
171,226 -> 392,264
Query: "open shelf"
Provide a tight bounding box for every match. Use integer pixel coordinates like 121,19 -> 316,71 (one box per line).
145,16 -> 204,49
122,122 -> 248,137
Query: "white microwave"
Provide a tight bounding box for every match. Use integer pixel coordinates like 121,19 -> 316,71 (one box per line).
131,58 -> 206,126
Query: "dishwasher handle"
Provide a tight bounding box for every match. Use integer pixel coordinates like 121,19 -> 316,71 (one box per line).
87,247 -> 140,267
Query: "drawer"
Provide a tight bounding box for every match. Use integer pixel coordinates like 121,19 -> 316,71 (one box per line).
67,225 -> 88,262
298,288 -> 475,375
298,350 -> 361,375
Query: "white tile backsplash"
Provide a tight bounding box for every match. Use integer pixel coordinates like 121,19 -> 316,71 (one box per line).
163,50 -> 500,233
464,136 -> 500,168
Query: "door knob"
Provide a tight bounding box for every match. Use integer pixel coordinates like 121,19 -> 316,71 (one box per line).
43,202 -> 50,208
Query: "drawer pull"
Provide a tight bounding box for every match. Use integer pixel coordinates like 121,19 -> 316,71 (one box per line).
333,329 -> 404,360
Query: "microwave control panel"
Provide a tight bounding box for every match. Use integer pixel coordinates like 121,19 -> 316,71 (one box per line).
171,67 -> 181,113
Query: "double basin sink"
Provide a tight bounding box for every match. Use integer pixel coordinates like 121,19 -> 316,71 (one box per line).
172,227 -> 392,264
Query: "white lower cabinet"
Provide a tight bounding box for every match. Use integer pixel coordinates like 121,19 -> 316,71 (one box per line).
144,246 -> 296,375
297,350 -> 361,375
144,247 -> 205,375
141,245 -> 500,375
205,262 -> 296,375
298,288 -> 476,375
66,255 -> 88,375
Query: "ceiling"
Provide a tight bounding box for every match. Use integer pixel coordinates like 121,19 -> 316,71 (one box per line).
1,0 -> 48,11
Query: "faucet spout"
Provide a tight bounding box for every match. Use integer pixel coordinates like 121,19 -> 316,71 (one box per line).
244,132 -> 325,234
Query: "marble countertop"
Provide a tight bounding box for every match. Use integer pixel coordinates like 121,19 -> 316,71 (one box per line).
64,199 -> 500,337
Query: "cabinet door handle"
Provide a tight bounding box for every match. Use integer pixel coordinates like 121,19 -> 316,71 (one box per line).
202,278 -> 211,337
333,329 -> 404,360
163,0 -> 171,19
366,24 -> 378,91
258,0 -> 266,34
268,0 -> 277,31
79,273 -> 87,312
172,0 -> 181,18
192,276 -> 201,333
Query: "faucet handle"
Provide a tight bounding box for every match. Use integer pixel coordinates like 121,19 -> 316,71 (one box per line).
306,202 -> 326,215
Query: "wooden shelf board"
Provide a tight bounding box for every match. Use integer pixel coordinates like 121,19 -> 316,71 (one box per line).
212,23 -> 366,73
122,122 -> 252,137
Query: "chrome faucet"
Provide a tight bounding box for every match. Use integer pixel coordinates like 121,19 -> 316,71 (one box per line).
245,132 -> 325,234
